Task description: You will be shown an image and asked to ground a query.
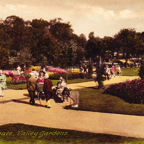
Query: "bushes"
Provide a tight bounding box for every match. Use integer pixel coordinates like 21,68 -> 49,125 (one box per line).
104,79 -> 144,104
49,72 -> 86,80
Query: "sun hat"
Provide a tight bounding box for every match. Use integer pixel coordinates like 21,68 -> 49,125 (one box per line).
59,77 -> 63,80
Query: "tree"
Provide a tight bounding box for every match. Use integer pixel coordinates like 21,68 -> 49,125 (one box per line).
114,28 -> 144,67
49,21 -> 73,41
0,23 -> 12,68
13,47 -> 35,67
4,15 -> 25,52
86,32 -> 102,60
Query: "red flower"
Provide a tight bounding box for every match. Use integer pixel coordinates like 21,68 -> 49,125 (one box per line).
129,81 -> 134,84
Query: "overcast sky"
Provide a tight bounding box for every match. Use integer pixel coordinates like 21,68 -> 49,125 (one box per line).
0,0 -> 144,38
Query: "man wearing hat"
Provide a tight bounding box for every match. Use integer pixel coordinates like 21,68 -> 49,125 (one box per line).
0,70 -> 7,97
27,72 -> 37,105
43,73 -> 52,108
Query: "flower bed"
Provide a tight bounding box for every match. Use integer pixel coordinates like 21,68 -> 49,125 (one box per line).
29,66 -> 41,71
70,68 -> 80,73
49,72 -> 86,80
104,79 -> 144,104
7,75 -> 26,84
48,67 -> 67,74
2,70 -> 13,76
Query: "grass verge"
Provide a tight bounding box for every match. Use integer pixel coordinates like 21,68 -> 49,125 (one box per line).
121,68 -> 139,76
68,87 -> 144,116
7,78 -> 93,90
0,124 -> 144,144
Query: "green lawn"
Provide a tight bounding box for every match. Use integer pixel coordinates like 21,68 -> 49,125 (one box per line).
0,124 -> 144,144
120,68 -> 139,76
7,78 -> 93,90
68,87 -> 144,116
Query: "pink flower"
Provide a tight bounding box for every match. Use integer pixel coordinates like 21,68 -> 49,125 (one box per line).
37,78 -> 44,83
25,70 -> 31,73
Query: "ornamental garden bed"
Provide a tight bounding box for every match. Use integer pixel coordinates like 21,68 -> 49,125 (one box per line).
104,79 -> 144,104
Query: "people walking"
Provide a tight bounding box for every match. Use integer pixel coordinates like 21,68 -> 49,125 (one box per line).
0,70 -> 7,97
111,65 -> 116,77
117,65 -> 122,77
27,72 -> 37,105
43,73 -> 53,108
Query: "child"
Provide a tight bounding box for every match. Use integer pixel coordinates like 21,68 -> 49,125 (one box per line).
117,65 -> 122,77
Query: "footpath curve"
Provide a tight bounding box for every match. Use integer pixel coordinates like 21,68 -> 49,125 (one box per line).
1,76 -> 144,138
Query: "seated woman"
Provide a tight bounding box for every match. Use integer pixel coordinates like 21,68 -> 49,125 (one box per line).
56,77 -> 68,97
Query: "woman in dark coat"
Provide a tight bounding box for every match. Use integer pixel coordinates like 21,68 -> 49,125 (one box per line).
43,73 -> 52,108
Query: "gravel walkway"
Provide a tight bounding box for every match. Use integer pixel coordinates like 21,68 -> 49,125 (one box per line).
1,76 -> 144,138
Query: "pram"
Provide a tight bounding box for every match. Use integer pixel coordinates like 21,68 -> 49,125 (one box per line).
52,86 -> 73,102
36,83 -> 45,104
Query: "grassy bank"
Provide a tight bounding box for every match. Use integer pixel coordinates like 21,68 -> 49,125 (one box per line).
68,87 -> 144,116
0,124 -> 143,144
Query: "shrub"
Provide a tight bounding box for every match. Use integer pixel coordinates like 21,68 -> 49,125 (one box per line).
10,75 -> 26,85
18,75 -> 26,84
24,72 -> 31,81
11,76 -> 19,84
104,79 -> 144,104
49,72 -> 86,80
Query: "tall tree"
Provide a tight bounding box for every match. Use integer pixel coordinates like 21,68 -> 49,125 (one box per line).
114,28 -> 144,66
4,15 -> 25,52
86,32 -> 102,60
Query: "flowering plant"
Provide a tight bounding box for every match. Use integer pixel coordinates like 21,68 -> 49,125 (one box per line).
104,79 -> 144,104
18,75 -> 26,83
70,68 -> 80,73
9,75 -> 26,84
2,70 -> 13,76
24,70 -> 32,73
49,67 -> 67,74
11,76 -> 19,84
37,78 -> 44,83
6,77 -> 12,84
29,66 -> 41,71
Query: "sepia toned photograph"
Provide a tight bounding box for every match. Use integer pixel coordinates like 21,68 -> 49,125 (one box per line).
0,0 -> 144,143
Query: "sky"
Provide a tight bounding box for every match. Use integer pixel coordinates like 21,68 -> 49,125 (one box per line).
0,0 -> 144,39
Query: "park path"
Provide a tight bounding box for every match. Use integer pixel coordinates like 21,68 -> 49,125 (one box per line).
1,76 -> 144,138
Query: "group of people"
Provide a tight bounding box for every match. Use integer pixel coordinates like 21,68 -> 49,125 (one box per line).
27,69 -> 68,108
105,65 -> 122,79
